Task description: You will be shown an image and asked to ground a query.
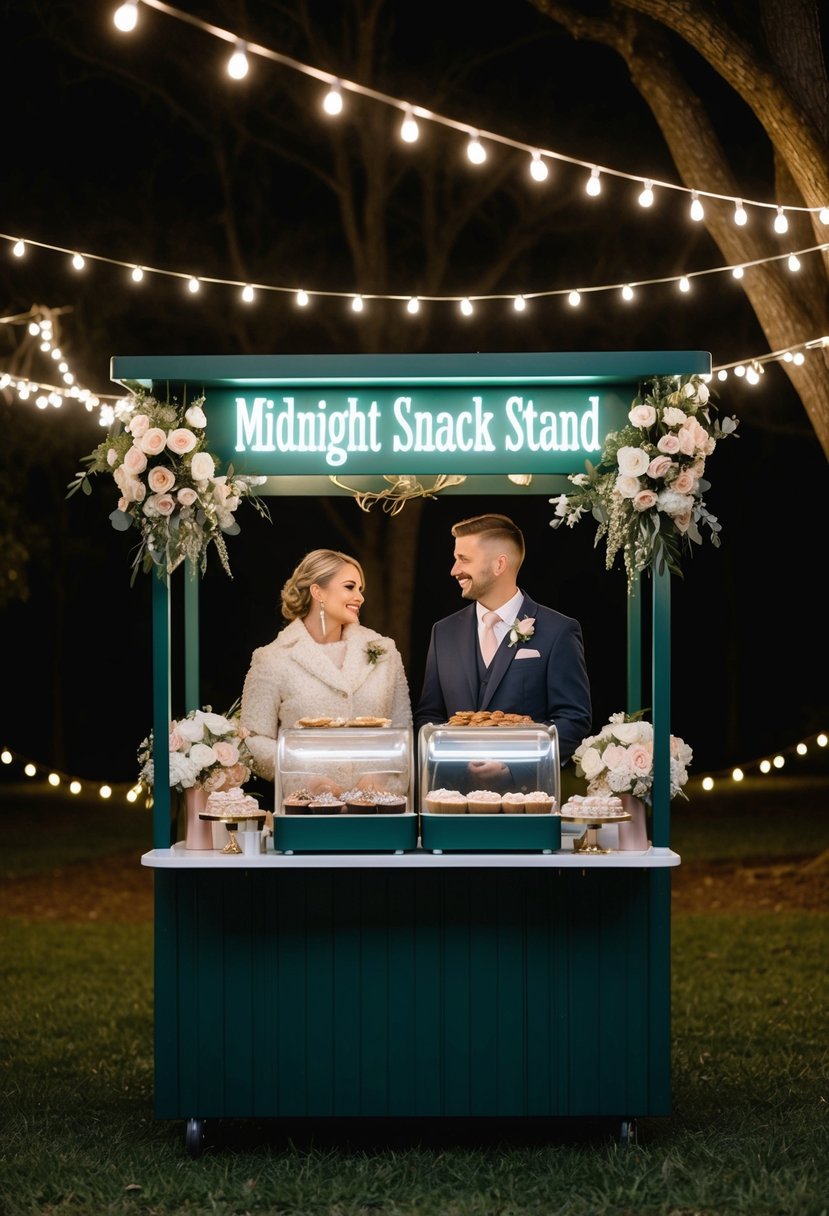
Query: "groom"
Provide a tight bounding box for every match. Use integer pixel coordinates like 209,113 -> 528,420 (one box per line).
415,513 -> 592,781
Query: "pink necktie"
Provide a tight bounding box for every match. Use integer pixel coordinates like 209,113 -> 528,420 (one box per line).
480,611 -> 501,666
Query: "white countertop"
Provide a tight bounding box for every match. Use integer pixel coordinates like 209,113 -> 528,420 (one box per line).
142,842 -> 680,869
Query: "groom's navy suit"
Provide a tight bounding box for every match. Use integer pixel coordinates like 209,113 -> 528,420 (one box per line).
414,591 -> 591,766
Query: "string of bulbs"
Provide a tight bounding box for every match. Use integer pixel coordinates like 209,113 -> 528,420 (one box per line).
111,0 -> 829,229
4,229 -> 828,316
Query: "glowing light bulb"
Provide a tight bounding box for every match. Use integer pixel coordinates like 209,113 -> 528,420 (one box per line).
351,295 -> 364,312
71,253 -> 85,271
746,366 -> 760,385
793,351 -> 805,364
733,200 -> 748,226
783,351 -> 793,362
585,167 -> 601,196
295,290 -> 309,307
732,265 -> 744,279
820,208 -> 829,224
227,40 -> 249,80
406,296 -> 420,314
187,276 -> 200,293
678,276 -> 691,293
113,0 -> 139,33
48,772 -> 60,786
241,284 -> 255,303
466,132 -> 486,164
638,180 -> 654,208
759,759 -> 771,773
460,297 -> 473,316
734,364 -> 746,377
0,749 -> 10,764
12,239 -> 25,257
772,754 -> 785,769
716,369 -> 728,381
513,295 -> 526,312
100,785 -> 112,799
27,321 -> 39,335
323,81 -> 343,116
70,780 -> 82,794
621,285 -> 634,301
797,743 -> 808,755
774,207 -> 788,233
400,106 -> 419,143
24,763 -> 37,777
787,253 -> 801,272
702,777 -> 714,791
529,152 -> 548,182
732,768 -> 744,782
689,192 -> 704,221
568,290 -> 581,307
131,266 -> 144,282
817,733 -> 827,747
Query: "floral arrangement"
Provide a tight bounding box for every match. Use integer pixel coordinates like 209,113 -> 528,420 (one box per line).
67,388 -> 270,582
549,375 -> 738,591
138,704 -> 253,795
572,711 -> 692,805
365,641 -> 387,665
508,617 -> 535,647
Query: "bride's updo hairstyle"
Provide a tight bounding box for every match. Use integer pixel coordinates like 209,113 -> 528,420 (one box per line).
280,549 -> 365,622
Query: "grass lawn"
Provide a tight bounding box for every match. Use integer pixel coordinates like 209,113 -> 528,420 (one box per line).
1,775 -> 827,1215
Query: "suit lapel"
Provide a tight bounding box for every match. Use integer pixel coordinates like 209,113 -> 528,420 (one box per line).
479,592 -> 537,709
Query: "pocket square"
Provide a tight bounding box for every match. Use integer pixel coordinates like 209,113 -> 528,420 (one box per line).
514,648 -> 541,659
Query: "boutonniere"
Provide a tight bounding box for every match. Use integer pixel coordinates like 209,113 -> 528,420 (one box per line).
365,641 -> 387,665
508,617 -> 536,647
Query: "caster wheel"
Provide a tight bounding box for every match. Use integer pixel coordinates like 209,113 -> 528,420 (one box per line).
185,1117 -> 206,1158
618,1117 -> 638,1147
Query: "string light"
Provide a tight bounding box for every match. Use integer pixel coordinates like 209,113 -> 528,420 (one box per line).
529,152 -> 549,183
130,265 -> 144,282
734,200 -> 748,226
241,283 -> 255,302
71,253 -> 85,271
226,40 -> 249,80
322,80 -> 343,116
12,239 -> 25,257
678,276 -> 691,292
399,105 -> 419,143
406,296 -> 420,314
466,131 -> 487,164
712,334 -> 828,379
638,180 -> 654,208
585,166 -> 602,196
113,0 -> 139,33
295,289 -> 309,306
351,294 -> 364,312
774,207 -> 789,234
621,284 -> 634,301
513,294 -> 526,311
0,744 -> 145,803
695,731 -> 827,790
187,275 -> 200,293
460,297 -> 473,316
568,290 -> 581,307
787,252 -> 801,272
689,192 -> 705,221
109,0 -> 828,225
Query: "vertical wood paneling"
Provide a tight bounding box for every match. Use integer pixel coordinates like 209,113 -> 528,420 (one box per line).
155,866 -> 673,1120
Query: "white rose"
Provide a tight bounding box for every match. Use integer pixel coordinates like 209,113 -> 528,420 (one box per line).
201,712 -> 234,735
578,747 -> 605,780
612,722 -> 650,744
185,404 -> 207,428
615,474 -> 641,499
657,489 -> 695,518
177,717 -> 205,744
189,742 -> 217,772
191,451 -> 215,481
616,446 -> 650,477
169,751 -> 199,789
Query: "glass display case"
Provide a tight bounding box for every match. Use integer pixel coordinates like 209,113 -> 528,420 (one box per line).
418,723 -> 561,852
274,726 -> 416,852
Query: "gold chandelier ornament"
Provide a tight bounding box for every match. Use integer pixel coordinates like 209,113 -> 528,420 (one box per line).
327,473 -> 467,513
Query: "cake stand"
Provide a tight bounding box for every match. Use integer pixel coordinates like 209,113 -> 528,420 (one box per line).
199,810 -> 267,854
558,808 -> 631,854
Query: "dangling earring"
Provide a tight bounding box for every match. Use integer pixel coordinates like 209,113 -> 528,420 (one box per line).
319,602 -> 327,640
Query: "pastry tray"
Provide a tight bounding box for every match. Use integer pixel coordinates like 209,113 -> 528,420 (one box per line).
273,811 -> 418,854
420,810 -> 561,854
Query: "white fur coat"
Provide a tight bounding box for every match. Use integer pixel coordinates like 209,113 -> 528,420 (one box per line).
240,618 -> 412,781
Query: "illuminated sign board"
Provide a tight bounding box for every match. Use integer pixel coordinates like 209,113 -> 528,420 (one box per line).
206,385 -> 630,474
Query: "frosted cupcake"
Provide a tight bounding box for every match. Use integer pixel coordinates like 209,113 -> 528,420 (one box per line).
501,792 -> 526,814
341,788 -> 376,815
524,790 -> 555,815
374,791 -> 407,814
466,790 -> 502,815
425,788 -> 467,814
308,791 -> 345,815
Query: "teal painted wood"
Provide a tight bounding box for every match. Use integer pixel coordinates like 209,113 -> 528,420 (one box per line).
184,563 -> 199,714
151,576 -> 172,848
626,574 -> 642,716
152,868 -> 672,1120
420,813 -> 561,853
273,814 -> 418,853
112,350 -> 711,387
651,567 -> 672,848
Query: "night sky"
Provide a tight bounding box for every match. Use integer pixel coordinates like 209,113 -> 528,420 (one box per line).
0,1 -> 825,783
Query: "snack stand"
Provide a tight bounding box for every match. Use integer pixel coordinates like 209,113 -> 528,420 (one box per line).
114,351 -> 709,1155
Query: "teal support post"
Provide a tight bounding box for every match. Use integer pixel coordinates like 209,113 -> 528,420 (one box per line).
151,573 -> 172,849
651,567 -> 671,848
626,572 -> 643,716
184,561 -> 200,713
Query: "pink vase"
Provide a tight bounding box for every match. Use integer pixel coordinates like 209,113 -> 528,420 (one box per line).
617,793 -> 649,851
184,786 -> 214,850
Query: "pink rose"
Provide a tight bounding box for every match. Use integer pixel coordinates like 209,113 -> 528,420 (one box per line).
213,740 -> 240,766
221,762 -> 250,788
177,487 -> 198,507
617,446 -> 650,477
167,428 -> 197,455
144,492 -> 176,517
657,434 -> 680,454
647,455 -> 672,480
169,728 -> 184,751
615,475 -> 640,499
628,404 -> 657,428
633,489 -> 658,512
128,413 -> 150,438
148,465 -> 176,493
627,743 -> 652,774
117,496 -> 130,512
123,445 -> 148,475
672,469 -> 697,495
139,427 -> 167,456
107,447 -> 118,466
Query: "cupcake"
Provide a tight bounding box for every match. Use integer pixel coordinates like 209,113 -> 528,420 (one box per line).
283,787 -> 314,815
501,792 -> 526,814
466,790 -> 502,815
524,790 -> 555,815
341,788 -> 377,815
425,788 -> 467,815
308,791 -> 345,815
374,791 -> 407,814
